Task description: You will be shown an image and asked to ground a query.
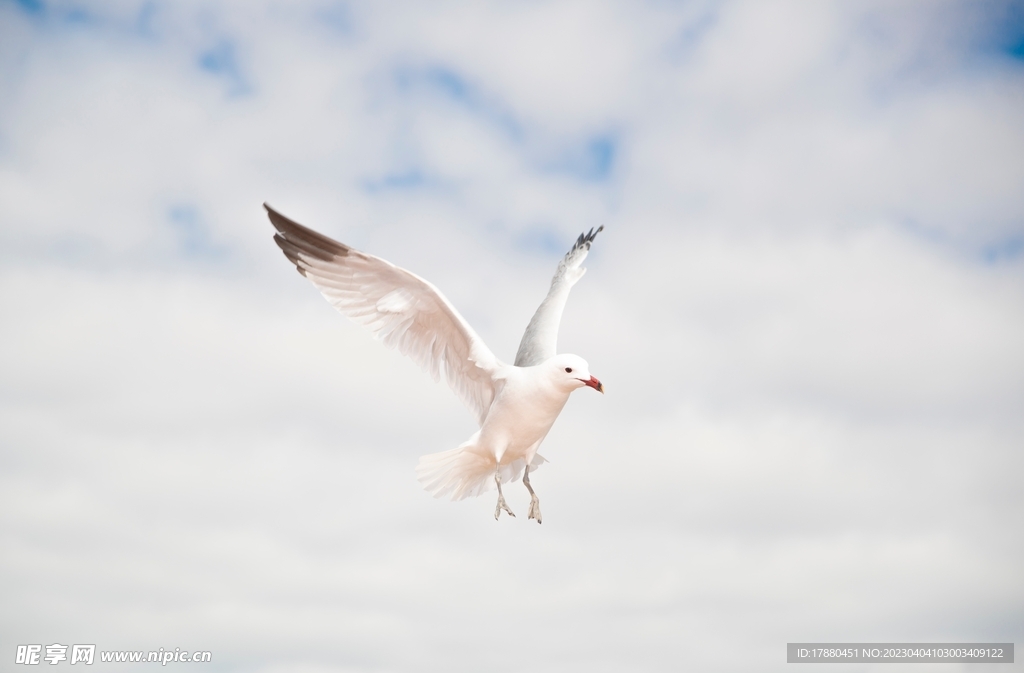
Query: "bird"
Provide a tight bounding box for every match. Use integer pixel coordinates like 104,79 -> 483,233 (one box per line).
265,203 -> 603,523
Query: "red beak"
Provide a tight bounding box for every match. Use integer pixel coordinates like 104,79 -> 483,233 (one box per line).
583,376 -> 604,394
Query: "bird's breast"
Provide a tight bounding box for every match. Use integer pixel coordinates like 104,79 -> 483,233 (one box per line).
478,377 -> 569,455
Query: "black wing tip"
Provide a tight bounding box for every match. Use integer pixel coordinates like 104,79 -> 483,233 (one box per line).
263,203 -> 352,259
572,224 -> 604,252
263,202 -> 301,235
263,201 -> 283,220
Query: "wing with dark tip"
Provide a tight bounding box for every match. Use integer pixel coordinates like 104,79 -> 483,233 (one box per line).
514,226 -> 603,367
265,203 -> 502,425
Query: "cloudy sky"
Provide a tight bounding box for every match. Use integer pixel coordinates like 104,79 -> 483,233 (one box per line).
1,1 -> 1023,671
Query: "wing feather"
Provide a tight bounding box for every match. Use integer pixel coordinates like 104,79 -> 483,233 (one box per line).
266,203 -> 502,425
514,226 -> 603,367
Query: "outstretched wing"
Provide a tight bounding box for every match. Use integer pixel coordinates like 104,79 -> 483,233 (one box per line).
266,203 -> 502,425
514,226 -> 603,367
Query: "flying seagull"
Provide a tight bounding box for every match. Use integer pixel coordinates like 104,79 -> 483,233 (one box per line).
265,203 -> 603,523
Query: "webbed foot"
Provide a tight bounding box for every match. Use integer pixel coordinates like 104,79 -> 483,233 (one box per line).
495,493 -> 516,520
527,495 -> 542,524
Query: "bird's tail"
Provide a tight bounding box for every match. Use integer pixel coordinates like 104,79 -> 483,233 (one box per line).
416,438 -> 547,501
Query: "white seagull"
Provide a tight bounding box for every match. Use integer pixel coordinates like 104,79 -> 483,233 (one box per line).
266,203 -> 603,523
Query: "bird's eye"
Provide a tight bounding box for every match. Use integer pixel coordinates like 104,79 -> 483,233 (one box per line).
565,367 -> 573,373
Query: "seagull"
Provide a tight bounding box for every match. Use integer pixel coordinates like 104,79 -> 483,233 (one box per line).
265,203 -> 603,523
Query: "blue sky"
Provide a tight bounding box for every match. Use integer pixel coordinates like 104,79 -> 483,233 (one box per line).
1,2 -> 1022,672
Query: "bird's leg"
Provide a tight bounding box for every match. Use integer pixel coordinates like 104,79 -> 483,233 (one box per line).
523,465 -> 542,524
494,473 -> 515,520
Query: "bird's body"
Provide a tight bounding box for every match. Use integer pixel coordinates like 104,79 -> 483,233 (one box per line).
265,203 -> 603,522
418,355 -> 588,501
481,362 -> 569,468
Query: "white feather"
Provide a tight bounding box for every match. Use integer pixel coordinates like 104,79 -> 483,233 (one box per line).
514,226 -> 603,367
267,204 -> 501,425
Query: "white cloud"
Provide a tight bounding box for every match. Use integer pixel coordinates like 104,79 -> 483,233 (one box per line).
1,1 -> 1022,671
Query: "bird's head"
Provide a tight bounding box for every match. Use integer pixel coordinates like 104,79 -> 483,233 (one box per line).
547,354 -> 604,394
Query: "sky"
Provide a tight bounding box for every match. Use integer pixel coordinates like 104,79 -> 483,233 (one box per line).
1,1 -> 1023,671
